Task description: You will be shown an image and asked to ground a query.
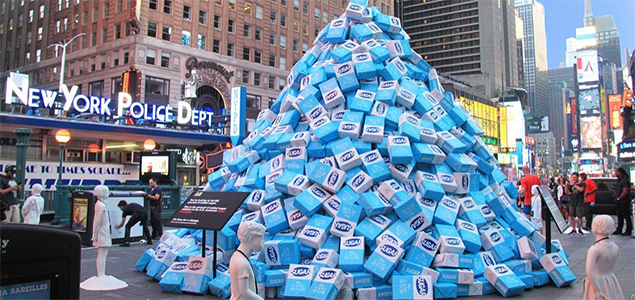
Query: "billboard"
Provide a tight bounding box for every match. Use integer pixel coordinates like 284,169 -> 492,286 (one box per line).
500,101 -> 525,149
576,50 -> 599,83
608,94 -> 622,130
526,116 -> 549,133
580,116 -> 602,149
570,96 -> 578,134
575,26 -> 597,49
578,88 -> 600,115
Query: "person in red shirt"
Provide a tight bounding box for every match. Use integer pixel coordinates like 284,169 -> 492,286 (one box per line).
518,166 -> 542,220
581,172 -> 597,231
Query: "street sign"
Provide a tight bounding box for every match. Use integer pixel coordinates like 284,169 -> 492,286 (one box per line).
537,186 -> 568,234
230,87 -> 246,146
166,191 -> 247,230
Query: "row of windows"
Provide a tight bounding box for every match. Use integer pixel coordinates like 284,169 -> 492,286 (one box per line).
1,4 -> 44,33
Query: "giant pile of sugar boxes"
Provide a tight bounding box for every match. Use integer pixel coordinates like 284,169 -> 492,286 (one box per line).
134,1 -> 577,299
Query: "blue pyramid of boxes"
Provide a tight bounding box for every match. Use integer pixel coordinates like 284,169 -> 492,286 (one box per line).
136,1 -> 577,299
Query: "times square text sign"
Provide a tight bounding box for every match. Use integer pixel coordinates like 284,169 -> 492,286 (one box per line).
4,73 -> 214,127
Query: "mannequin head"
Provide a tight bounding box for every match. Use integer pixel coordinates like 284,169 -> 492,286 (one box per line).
237,221 -> 266,252
94,185 -> 110,200
592,215 -> 615,238
31,184 -> 43,196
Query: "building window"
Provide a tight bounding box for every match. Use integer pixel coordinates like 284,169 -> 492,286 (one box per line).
243,47 -> 250,60
314,8 -> 319,18
268,77 -> 275,89
281,14 -> 286,27
256,5 -> 263,19
162,26 -> 171,41
255,28 -> 262,41
36,49 -> 41,62
294,0 -> 299,11
145,76 -> 169,97
254,49 -> 261,63
93,7 -> 98,22
215,0 -> 222,5
37,27 -> 43,40
213,39 -> 220,53
102,28 -> 107,43
254,73 -> 261,86
269,33 -> 275,45
302,1 -> 308,14
302,24 -> 308,35
212,15 -> 221,29
280,57 -> 286,69
146,49 -> 156,64
28,9 -> 33,22
280,35 -> 286,49
229,0 -> 235,9
182,30 -> 191,46
115,23 -> 121,39
269,55 -> 276,67
282,0 -> 287,6
113,52 -> 119,66
228,19 -> 235,32
148,22 -> 157,37
26,32 -> 31,44
104,3 -> 110,17
39,5 -> 44,18
243,24 -> 251,37
293,20 -> 299,31
183,5 -> 191,20
163,0 -> 171,14
160,52 -> 170,68
270,11 -> 276,24
91,31 -> 97,46
322,11 -> 328,22
89,81 -> 104,96
302,42 -> 308,53
242,71 -> 249,84
244,2 -> 251,15
123,50 -> 129,64
125,22 -> 131,36
199,10 -> 207,25
246,94 -> 261,109
100,55 -> 106,69
198,34 -> 205,49
227,43 -> 234,56
149,0 -> 157,10
293,40 -> 298,52
117,0 -> 123,12
279,78 -> 285,90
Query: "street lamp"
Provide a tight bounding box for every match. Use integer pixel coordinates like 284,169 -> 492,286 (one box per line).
143,139 -> 156,151
48,33 -> 85,92
53,129 -> 70,224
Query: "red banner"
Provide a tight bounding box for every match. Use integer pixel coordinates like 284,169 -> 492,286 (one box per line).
608,94 -> 622,130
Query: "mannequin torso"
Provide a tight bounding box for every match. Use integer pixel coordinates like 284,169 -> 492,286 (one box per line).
92,199 -> 112,247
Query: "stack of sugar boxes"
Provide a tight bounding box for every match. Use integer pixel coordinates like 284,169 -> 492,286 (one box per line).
137,1 -> 577,299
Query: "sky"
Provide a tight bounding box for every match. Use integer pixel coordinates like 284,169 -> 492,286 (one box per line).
540,0 -> 635,69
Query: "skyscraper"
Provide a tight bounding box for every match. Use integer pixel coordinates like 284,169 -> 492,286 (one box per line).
582,0 -> 621,66
515,0 -> 549,118
402,0 -> 519,98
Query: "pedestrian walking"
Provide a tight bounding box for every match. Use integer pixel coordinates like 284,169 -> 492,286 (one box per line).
568,172 -> 586,235
21,184 -> 44,225
581,172 -> 598,231
115,200 -> 152,247
0,165 -> 22,223
612,167 -> 633,236
518,166 -> 541,221
145,178 -> 163,240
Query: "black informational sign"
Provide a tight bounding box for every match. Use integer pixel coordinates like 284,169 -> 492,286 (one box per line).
166,191 -> 248,230
537,186 -> 569,234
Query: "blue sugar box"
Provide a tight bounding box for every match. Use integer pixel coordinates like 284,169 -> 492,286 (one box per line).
350,23 -> 380,42
414,171 -> 445,201
406,63 -> 425,79
491,167 -> 508,184
285,199 -> 309,230
469,153 -> 496,174
298,95 -> 328,122
414,91 -> 440,116
394,196 -> 425,224
455,219 -> 482,253
450,125 -> 476,148
381,57 -> 409,81
412,143 -> 445,164
295,184 -> 331,217
208,167 -> 231,190
263,125 -> 293,151
446,153 -> 477,173
517,236 -> 539,262
261,199 -> 289,234
278,109 -> 302,128
260,153 -> 285,177
402,180 -> 417,196
405,231 -> 439,267
388,161 -> 415,183
364,39 -> 391,63
349,272 -> 373,288
353,52 -> 376,79
485,264 -> 526,297
159,261 -> 188,293
345,2 -> 365,19
360,150 -> 390,182
376,80 -> 398,105
306,160 -> 347,193
388,136 -> 413,165
335,62 -> 359,93
331,40 -> 360,63
319,77 -> 346,109
300,66 -> 328,90
375,13 -> 402,33
265,269 -> 286,287
376,219 -> 416,248
227,150 -> 261,174
502,182 -> 519,199
309,268 -> 346,300
218,226 -> 237,251
432,106 -> 456,132
518,273 -> 534,289
433,196 -> 460,226
290,132 -> 311,148
453,172 -> 480,194
173,244 -> 201,262
437,268 -> 474,284
323,195 -> 343,218
376,135 -> 390,156
433,253 -> 474,269
510,216 -> 536,238
360,76 -> 379,91
362,115 -> 385,143
312,249 -> 340,268
463,118 -> 485,136
207,271 -> 231,298
529,270 -> 550,287
458,196 -> 487,228
326,18 -> 349,43
396,78 -> 418,109
330,202 -> 363,237
398,113 -> 421,142
356,285 -> 393,300
285,264 -> 316,297
322,236 -> 340,252
540,253 -> 576,287
298,214 -> 333,249
274,227 -> 297,240
364,243 -> 405,280
346,168 -> 373,194
241,210 -> 263,224
386,40 -> 410,58
245,189 -> 266,211
135,248 -> 155,272
433,283 -> 457,299
503,259 -> 531,275
378,179 -> 413,206
332,137 -> 362,170
301,244 -> 317,259
355,214 -> 393,246
472,251 -> 497,277
371,98 -> 389,117
263,239 -> 301,266
433,164 -> 459,193
436,131 -> 467,153
351,139 -> 372,154
392,275 -> 434,300
396,261 -> 440,283
275,171 -> 310,196
480,230 -> 515,262
336,185 -> 361,205
147,245 -> 177,280
181,257 -> 214,294
473,136 -> 493,159
434,224 -> 466,254
349,90 -> 375,114
310,116 -> 339,144
340,236 -> 366,272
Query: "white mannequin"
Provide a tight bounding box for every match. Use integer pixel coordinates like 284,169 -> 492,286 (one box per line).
21,184 -> 44,225
80,185 -> 128,291
230,221 -> 265,300
583,215 -> 624,300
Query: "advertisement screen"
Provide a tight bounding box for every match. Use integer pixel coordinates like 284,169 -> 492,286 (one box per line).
140,155 -> 169,176
608,94 -> 622,129
570,97 -> 578,134
71,197 -> 88,232
576,50 -> 599,83
579,89 -> 600,115
580,116 -> 602,149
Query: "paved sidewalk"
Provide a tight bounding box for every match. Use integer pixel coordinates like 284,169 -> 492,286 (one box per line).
79,226 -> 635,300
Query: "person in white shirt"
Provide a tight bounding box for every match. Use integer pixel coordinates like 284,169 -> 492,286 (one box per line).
22,184 -> 44,225
530,185 -> 544,233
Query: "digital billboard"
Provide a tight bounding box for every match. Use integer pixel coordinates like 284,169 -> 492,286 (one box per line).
578,88 -> 600,115
608,94 -> 622,130
576,50 -> 599,83
580,116 -> 602,149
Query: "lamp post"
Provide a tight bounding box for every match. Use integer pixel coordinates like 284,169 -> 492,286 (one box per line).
48,33 -> 85,92
53,129 -> 70,225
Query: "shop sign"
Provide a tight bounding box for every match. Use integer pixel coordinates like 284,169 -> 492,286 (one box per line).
185,57 -> 234,83
5,73 -> 214,127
